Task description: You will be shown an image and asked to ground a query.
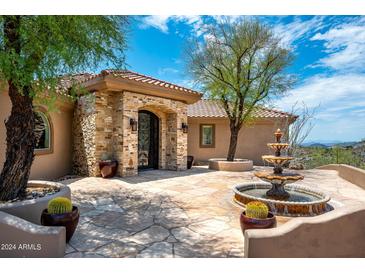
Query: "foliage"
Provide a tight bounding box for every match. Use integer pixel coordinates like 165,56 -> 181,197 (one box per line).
186,18 -> 294,160
0,16 -> 128,105
300,146 -> 365,170
245,201 -> 269,219
0,16 -> 129,201
48,197 -> 73,214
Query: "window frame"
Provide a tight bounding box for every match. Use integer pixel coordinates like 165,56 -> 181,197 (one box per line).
34,107 -> 53,155
199,124 -> 215,148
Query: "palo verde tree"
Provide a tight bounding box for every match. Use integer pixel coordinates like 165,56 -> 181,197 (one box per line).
187,19 -> 294,161
0,16 -> 128,201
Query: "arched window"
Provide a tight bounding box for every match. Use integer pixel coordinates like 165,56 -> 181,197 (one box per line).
34,110 -> 52,152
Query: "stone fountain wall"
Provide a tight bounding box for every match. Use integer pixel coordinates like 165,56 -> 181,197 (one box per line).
72,90 -> 188,177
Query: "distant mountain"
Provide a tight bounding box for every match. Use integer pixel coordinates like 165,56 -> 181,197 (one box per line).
302,140 -> 360,148
305,143 -> 328,148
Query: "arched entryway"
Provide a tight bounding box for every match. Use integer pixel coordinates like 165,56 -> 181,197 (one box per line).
138,110 -> 159,170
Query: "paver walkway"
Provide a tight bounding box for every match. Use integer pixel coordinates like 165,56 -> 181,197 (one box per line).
61,166 -> 365,257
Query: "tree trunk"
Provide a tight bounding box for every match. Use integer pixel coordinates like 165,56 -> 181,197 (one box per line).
0,83 -> 36,201
227,123 -> 240,161
0,16 -> 36,201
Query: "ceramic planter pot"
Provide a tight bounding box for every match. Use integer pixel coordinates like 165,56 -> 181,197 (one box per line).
99,160 -> 118,178
239,211 -> 276,233
41,206 -> 79,242
187,155 -> 194,169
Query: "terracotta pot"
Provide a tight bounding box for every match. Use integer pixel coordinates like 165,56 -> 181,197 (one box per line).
99,160 -> 118,178
187,155 -> 194,169
41,206 -> 79,242
239,211 -> 276,233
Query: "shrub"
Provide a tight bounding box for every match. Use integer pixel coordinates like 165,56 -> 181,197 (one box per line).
48,197 -> 73,214
245,201 -> 269,219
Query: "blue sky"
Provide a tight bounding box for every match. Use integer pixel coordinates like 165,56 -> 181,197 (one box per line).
124,16 -> 365,142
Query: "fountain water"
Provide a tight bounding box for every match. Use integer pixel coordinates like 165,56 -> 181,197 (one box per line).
233,129 -> 330,217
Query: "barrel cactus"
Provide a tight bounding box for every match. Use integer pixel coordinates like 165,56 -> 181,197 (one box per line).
245,201 -> 269,219
48,197 -> 73,214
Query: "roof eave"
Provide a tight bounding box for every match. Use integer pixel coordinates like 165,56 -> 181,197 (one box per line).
82,75 -> 202,104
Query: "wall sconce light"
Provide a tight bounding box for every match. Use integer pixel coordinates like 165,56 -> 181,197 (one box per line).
130,118 -> 138,132
181,122 -> 188,133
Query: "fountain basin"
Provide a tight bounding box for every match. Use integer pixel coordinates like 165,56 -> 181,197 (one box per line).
233,183 -> 331,217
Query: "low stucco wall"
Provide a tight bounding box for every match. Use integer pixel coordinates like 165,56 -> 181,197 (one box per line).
0,91 -> 74,180
208,158 -> 253,171
0,211 -> 66,258
244,204 -> 365,257
317,164 -> 365,190
187,117 -> 287,165
0,181 -> 71,225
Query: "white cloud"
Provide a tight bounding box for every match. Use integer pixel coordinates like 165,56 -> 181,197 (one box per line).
276,73 -> 365,141
139,15 -> 171,33
277,74 -> 365,111
311,19 -> 365,71
272,16 -> 326,48
138,15 -> 206,36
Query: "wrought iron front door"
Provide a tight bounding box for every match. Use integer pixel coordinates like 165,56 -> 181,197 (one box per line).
138,110 -> 159,169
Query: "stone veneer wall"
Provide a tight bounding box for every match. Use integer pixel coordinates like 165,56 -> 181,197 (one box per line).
120,91 -> 188,176
72,90 -> 188,177
72,94 -> 97,176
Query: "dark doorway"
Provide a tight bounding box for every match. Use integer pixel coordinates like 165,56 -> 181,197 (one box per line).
138,110 -> 159,170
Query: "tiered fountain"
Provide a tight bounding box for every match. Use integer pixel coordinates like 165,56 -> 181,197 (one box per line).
233,129 -> 330,217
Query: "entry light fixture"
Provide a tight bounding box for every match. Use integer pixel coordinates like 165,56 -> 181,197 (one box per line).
130,118 -> 138,132
182,122 -> 188,133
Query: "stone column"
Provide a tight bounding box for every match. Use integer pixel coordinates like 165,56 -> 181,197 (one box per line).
94,90 -> 114,175
112,91 -> 124,176
120,93 -> 138,176
176,111 -> 188,171
72,94 -> 97,176
166,113 -> 177,170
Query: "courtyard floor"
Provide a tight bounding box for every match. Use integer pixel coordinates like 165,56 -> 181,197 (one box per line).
61,166 -> 365,258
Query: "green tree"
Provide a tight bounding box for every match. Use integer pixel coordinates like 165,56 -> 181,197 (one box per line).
0,16 -> 128,200
187,19 -> 294,161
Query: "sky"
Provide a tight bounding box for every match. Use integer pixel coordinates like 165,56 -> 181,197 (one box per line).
124,15 -> 365,143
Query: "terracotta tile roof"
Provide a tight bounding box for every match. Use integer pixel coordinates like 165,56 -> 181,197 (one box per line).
188,99 -> 295,119
54,70 -> 202,103
72,69 -> 201,96
99,69 -> 201,95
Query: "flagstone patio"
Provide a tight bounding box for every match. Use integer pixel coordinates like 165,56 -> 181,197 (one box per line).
60,166 -> 365,258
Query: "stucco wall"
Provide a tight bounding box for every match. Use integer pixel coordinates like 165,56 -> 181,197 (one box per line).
0,211 -> 66,258
317,164 -> 365,189
0,91 -> 74,180
244,204 -> 365,257
187,117 -> 287,165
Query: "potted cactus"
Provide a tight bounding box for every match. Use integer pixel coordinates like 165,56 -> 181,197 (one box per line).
98,152 -> 118,178
41,197 -> 80,242
239,201 -> 276,233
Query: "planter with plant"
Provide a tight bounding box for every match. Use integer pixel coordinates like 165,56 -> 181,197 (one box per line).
187,155 -> 194,169
41,197 -> 79,242
239,201 -> 276,233
98,153 -> 118,178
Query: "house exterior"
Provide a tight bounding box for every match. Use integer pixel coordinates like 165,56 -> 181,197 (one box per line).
0,70 -> 295,180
